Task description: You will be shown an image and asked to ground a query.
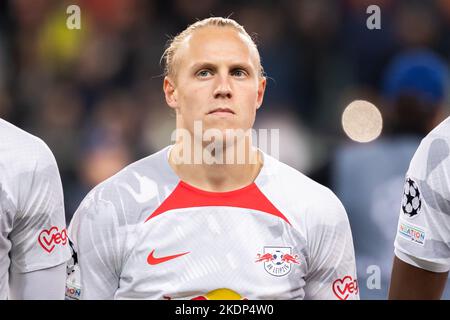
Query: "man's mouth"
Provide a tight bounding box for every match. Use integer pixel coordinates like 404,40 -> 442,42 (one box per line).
207,108 -> 235,115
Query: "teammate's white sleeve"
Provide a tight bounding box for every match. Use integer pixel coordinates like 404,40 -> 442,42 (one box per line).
303,190 -> 359,300
9,139 -> 70,274
394,135 -> 450,272
67,185 -> 126,300
8,263 -> 67,299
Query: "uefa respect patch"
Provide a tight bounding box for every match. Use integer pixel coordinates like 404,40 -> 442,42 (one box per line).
398,220 -> 426,246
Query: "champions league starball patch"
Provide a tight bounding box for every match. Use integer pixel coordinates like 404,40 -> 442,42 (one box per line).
401,178 -> 422,218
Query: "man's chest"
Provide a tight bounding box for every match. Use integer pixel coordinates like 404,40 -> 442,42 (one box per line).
117,207 -> 308,299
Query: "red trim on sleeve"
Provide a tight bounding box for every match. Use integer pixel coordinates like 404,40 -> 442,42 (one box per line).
145,181 -> 291,225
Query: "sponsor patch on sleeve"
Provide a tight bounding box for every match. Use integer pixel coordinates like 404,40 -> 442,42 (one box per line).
38,226 -> 68,253
398,220 -> 426,246
332,276 -> 359,300
65,283 -> 81,300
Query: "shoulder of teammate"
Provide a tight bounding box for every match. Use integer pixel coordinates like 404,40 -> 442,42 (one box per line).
17,131 -> 64,215
408,117 -> 450,179
0,119 -> 60,179
0,119 -> 64,221
394,117 -> 450,273
0,120 -> 62,217
403,116 -> 450,210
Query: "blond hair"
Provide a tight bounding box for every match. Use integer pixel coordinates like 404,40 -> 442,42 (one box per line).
161,17 -> 264,79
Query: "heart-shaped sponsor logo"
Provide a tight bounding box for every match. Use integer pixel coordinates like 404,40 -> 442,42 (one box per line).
332,275 -> 358,300
38,226 -> 68,253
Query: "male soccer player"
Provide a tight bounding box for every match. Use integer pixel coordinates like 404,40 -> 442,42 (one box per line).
67,17 -> 358,300
0,118 -> 70,299
390,117 -> 450,299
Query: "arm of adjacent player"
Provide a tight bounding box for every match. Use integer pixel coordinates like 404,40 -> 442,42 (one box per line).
389,256 -> 448,299
391,136 -> 450,299
8,262 -> 67,299
8,139 -> 70,299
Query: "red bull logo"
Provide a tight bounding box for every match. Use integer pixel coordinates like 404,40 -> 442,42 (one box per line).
255,253 -> 274,263
163,288 -> 247,300
255,246 -> 300,277
191,288 -> 247,300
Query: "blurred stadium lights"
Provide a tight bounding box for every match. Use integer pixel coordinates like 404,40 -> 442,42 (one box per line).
342,100 -> 383,143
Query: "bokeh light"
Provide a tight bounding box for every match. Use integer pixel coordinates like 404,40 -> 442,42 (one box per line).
342,100 -> 383,143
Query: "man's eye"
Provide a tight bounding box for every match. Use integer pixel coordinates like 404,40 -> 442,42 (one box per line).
197,70 -> 212,77
232,69 -> 247,77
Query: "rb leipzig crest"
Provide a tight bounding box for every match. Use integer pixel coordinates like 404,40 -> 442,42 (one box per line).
255,246 -> 300,277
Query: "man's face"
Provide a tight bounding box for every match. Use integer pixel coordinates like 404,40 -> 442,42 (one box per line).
164,26 -> 266,137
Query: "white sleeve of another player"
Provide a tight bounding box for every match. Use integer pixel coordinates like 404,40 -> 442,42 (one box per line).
67,185 -> 125,300
9,139 -> 70,274
394,136 -> 450,273
304,190 -> 359,300
8,263 -> 66,300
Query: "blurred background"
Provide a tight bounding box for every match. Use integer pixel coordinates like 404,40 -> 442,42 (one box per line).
0,0 -> 449,299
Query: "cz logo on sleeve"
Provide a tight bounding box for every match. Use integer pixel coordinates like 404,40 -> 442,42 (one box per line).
38,226 -> 68,253
332,276 -> 358,300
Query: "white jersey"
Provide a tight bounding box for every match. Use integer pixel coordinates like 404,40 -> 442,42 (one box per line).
395,117 -> 450,273
0,119 -> 71,299
67,145 -> 358,300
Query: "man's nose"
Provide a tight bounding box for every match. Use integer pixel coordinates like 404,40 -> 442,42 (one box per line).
213,74 -> 232,99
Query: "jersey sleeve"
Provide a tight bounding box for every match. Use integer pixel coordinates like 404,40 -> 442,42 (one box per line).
394,136 -> 450,273
9,263 -> 67,299
9,139 -> 70,273
304,189 -> 359,300
67,183 -> 127,299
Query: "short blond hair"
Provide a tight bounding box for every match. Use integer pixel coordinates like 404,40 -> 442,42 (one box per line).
161,17 -> 264,79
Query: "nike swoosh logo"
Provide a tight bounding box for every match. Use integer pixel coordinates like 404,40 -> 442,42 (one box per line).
147,249 -> 190,265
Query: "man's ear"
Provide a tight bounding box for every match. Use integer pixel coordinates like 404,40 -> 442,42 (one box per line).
256,77 -> 267,110
163,76 -> 178,109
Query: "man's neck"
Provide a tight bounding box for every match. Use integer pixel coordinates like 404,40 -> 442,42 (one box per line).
168,140 -> 263,192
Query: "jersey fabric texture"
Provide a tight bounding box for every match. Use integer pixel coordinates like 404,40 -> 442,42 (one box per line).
67,145 -> 358,300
